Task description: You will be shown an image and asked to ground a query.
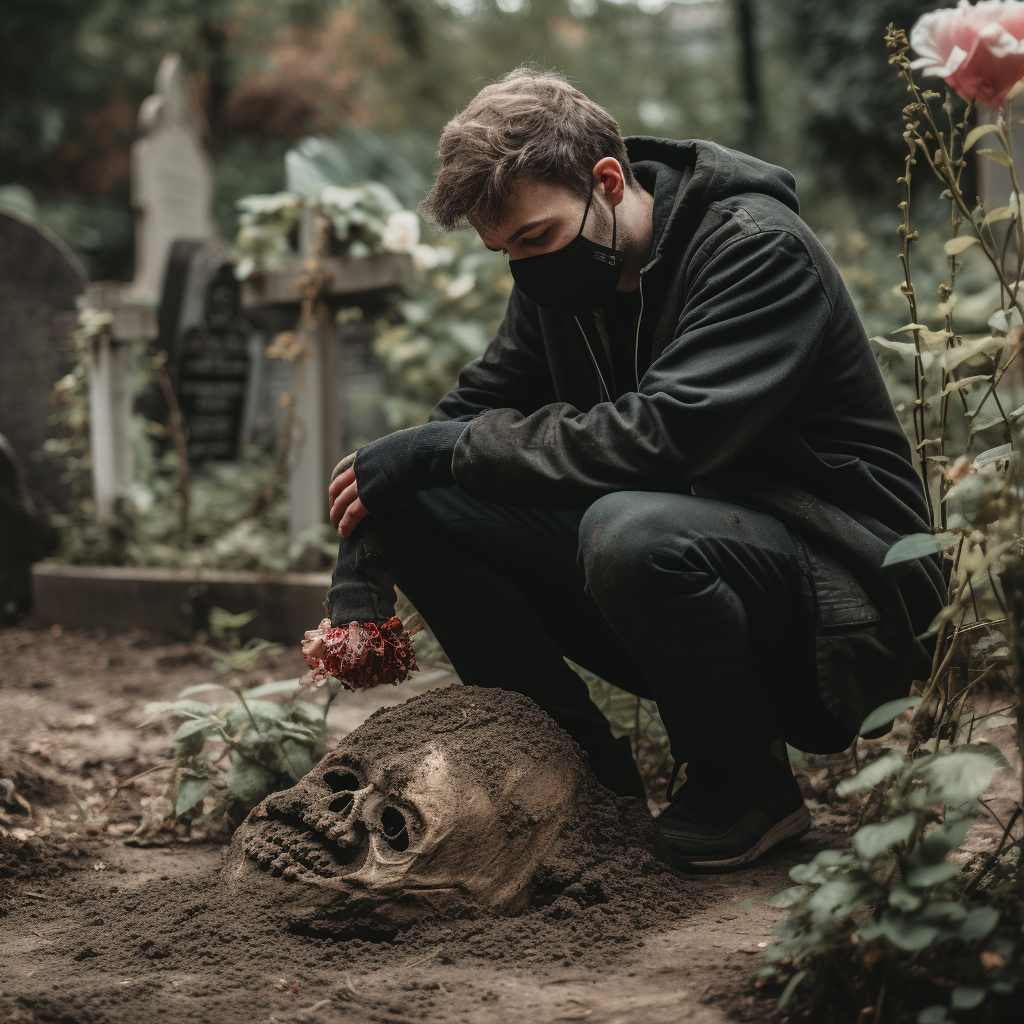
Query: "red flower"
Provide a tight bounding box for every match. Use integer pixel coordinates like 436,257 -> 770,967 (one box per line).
301,617 -> 421,691
911,1 -> 1024,109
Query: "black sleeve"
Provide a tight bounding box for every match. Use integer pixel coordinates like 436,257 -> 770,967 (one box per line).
448,230 -> 831,509
429,287 -> 558,423
354,419 -> 468,512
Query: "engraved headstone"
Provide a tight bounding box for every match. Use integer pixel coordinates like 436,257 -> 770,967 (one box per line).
129,54 -> 216,304
160,239 -> 251,460
0,209 -> 86,511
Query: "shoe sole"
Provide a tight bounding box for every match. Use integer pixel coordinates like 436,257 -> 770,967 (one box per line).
668,805 -> 812,874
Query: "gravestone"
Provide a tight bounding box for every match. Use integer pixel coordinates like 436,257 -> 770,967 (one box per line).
83,282 -> 158,521
0,209 -> 86,511
159,239 -> 252,460
0,432 -> 58,619
129,54 -> 216,304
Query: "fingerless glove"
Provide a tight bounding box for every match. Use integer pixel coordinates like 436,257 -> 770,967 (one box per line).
353,419 -> 468,511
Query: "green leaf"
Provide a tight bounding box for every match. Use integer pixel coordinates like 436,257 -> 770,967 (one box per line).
870,336 -> 919,356
277,739 -> 315,780
853,813 -> 916,860
940,335 -> 1007,371
888,883 -> 922,911
859,696 -> 924,735
959,905 -> 1000,941
914,750 -> 999,807
944,236 -> 979,255
836,751 -> 908,796
982,204 -> 1018,226
174,717 -> 218,741
905,859 -> 962,890
177,683 -> 229,698
143,699 -> 216,718
785,743 -> 805,762
805,879 -> 880,922
765,885 -> 809,909
964,741 -> 1011,769
950,986 -> 986,1011
208,606 -> 258,638
877,910 -> 941,951
963,123 -> 1001,151
241,678 -> 304,699
918,900 -> 967,924
175,775 -> 211,816
941,374 -> 991,396
289,700 -> 327,726
883,533 -> 959,567
223,761 -> 277,805
979,147 -> 1013,166
224,699 -> 288,732
917,1006 -> 952,1024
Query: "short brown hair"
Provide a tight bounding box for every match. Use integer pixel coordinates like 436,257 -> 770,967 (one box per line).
421,67 -> 635,231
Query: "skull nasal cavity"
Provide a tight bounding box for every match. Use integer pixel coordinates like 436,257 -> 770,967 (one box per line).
328,793 -> 354,814
381,807 -> 409,852
324,770 -> 360,793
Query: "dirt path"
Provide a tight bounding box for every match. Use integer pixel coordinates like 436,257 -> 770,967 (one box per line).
0,622 -> 857,1024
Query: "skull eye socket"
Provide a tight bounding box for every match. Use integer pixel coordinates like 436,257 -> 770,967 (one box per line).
380,807 -> 409,852
323,770 -> 360,794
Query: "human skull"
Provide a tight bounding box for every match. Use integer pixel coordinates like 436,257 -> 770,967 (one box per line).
224,686 -> 602,930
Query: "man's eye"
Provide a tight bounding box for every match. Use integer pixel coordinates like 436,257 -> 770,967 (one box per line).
523,231 -> 548,245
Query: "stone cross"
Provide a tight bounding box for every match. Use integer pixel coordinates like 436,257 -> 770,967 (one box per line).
240,215 -> 412,541
129,54 -> 216,304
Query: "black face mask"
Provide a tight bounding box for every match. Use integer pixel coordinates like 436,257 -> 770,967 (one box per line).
508,188 -> 625,316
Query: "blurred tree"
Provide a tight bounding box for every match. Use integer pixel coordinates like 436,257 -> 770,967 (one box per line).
762,0 -> 966,201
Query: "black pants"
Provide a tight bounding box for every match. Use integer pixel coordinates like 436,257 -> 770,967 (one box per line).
329,487 -> 848,794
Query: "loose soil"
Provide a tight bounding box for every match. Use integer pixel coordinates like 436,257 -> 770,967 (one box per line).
8,619 -> 1006,1024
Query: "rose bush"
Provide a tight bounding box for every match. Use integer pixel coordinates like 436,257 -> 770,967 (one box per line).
911,0 -> 1024,109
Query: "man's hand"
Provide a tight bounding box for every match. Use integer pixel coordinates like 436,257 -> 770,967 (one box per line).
329,453 -> 369,537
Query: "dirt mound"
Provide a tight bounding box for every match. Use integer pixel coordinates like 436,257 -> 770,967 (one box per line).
6,688 -> 694,1024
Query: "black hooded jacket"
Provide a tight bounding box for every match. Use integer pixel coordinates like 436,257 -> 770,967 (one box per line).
356,137 -> 946,742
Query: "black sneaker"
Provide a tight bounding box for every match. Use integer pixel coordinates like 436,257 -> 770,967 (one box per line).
656,751 -> 811,872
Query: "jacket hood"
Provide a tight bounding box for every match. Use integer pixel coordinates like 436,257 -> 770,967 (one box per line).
624,136 -> 800,270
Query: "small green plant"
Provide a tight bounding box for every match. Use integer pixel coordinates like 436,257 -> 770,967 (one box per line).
145,607 -> 342,826
200,606 -> 285,675
761,721 -> 1020,1022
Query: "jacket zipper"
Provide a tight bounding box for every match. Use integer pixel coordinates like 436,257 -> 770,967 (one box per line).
634,274 -> 645,391
574,315 -> 611,403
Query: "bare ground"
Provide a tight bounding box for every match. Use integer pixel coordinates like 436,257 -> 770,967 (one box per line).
8,620 -> 1007,1024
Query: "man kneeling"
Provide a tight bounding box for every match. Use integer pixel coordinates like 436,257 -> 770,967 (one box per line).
325,68 -> 944,871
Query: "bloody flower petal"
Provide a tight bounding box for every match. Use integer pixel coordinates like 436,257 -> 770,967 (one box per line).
301,617 -> 421,691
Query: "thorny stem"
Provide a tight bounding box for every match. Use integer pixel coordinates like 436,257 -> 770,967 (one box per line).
889,31 -> 1020,457
894,105 -> 936,525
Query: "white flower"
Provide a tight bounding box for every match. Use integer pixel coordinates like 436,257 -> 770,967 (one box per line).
412,243 -> 443,271
382,210 -> 421,254
445,273 -> 476,299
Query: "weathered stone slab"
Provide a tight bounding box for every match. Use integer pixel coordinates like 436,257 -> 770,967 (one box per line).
31,564 -> 331,644
0,209 -> 86,511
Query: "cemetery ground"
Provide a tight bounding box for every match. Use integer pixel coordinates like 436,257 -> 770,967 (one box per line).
0,621 -> 1020,1024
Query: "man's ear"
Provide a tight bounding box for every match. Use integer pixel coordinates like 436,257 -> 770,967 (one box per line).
592,157 -> 625,207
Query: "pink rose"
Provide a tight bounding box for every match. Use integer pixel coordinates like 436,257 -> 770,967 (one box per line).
911,0 -> 1024,109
